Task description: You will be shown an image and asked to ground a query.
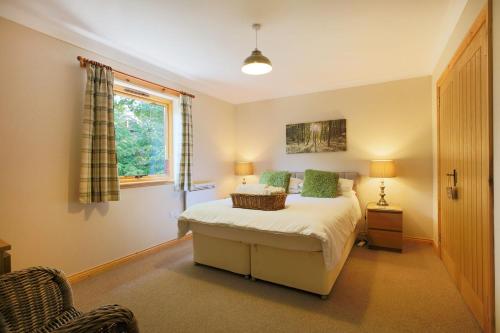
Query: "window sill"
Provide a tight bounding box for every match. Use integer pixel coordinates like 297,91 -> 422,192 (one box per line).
120,178 -> 174,189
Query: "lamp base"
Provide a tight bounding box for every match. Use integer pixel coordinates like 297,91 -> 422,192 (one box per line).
377,179 -> 389,206
377,197 -> 389,206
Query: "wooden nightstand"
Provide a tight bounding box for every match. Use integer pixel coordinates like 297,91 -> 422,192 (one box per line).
366,203 -> 403,252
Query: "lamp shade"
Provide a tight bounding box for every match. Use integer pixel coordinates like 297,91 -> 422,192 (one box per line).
235,162 -> 254,176
370,160 -> 396,178
241,49 -> 273,75
241,23 -> 272,75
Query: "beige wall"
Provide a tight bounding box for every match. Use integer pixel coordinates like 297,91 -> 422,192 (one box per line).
235,77 -> 433,239
0,18 -> 235,275
0,0 -> 488,286
431,0 -> 486,243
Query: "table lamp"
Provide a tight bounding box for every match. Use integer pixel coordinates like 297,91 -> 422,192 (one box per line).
369,160 -> 396,206
235,162 -> 254,185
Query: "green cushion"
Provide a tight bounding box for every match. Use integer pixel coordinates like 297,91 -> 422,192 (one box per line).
301,169 -> 339,198
259,171 -> 291,190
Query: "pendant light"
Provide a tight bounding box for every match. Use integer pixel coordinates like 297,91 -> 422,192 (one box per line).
241,23 -> 272,75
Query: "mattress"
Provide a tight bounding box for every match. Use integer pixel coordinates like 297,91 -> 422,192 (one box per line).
178,193 -> 362,269
190,223 -> 322,252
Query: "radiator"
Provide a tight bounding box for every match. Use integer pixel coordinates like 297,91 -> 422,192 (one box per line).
185,182 -> 217,209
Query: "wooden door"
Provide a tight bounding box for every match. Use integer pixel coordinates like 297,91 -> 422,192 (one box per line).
437,7 -> 493,332
438,67 -> 460,285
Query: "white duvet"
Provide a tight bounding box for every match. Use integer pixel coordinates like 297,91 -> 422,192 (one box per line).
178,192 -> 362,269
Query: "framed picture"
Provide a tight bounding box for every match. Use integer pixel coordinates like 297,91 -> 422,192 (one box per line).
286,119 -> 346,154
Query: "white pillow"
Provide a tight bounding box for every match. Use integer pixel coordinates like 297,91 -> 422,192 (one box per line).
338,178 -> 354,194
288,177 -> 303,194
235,184 -> 267,194
265,186 -> 286,194
234,184 -> 285,195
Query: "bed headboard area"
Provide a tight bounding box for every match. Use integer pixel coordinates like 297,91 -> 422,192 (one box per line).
290,171 -> 360,189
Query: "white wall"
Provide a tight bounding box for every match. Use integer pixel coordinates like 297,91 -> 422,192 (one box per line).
431,0 -> 487,243
235,77 -> 433,240
0,18 -> 235,275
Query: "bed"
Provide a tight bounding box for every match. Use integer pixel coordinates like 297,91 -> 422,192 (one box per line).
178,172 -> 362,298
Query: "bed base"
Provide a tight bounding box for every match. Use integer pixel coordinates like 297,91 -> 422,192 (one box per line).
193,233 -> 250,275
191,230 -> 357,297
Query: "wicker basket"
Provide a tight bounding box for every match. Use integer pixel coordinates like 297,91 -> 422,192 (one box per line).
231,192 -> 287,211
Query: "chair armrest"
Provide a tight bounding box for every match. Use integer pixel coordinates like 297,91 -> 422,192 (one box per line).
52,304 -> 138,333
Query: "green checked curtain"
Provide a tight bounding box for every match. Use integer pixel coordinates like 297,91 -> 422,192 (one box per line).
177,94 -> 193,191
79,64 -> 120,203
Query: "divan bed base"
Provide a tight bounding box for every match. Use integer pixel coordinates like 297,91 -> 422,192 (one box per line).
191,230 -> 357,297
193,233 -> 250,275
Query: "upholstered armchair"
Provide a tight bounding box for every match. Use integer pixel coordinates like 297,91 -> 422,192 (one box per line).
0,267 -> 139,333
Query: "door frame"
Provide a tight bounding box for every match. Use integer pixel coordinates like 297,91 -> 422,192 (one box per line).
436,4 -> 494,332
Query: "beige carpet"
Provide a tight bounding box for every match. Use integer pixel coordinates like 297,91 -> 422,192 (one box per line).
72,240 -> 480,333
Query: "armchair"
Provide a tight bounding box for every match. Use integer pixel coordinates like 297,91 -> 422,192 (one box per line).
0,267 -> 138,333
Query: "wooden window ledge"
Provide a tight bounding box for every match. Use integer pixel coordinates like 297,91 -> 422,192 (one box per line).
120,178 -> 174,189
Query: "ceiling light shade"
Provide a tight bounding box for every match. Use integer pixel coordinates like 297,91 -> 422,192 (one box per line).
242,50 -> 272,75
242,23 -> 272,75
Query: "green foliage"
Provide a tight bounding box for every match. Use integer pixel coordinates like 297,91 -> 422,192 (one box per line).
301,169 -> 339,198
113,95 -> 167,177
259,171 -> 291,190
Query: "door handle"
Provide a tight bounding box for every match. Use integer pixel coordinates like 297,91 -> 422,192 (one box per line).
446,169 -> 458,200
446,169 -> 457,187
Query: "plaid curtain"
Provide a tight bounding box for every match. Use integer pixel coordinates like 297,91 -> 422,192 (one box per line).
79,64 -> 120,203
177,94 -> 193,191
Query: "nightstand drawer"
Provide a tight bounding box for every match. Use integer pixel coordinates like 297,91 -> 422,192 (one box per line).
368,229 -> 402,251
367,211 -> 402,231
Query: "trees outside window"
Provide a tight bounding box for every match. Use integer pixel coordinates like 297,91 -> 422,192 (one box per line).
113,89 -> 172,184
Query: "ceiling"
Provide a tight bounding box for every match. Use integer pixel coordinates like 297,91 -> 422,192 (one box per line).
0,0 -> 467,104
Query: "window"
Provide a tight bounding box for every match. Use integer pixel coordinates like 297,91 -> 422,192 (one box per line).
113,81 -> 173,187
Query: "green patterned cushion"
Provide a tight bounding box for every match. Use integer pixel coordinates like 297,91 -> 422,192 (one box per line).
301,169 -> 339,198
259,171 -> 291,190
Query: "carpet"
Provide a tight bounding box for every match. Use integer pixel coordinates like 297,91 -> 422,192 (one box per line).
72,240 -> 480,332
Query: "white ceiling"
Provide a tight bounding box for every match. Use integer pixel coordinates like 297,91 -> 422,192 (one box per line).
0,0 -> 467,104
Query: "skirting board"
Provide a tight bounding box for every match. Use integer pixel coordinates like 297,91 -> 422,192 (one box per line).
402,236 -> 439,256
432,241 -> 440,257
68,234 -> 192,284
67,234 -> 437,284
402,236 -> 434,245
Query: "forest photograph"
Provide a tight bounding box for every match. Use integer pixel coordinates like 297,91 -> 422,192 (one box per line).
286,119 -> 346,154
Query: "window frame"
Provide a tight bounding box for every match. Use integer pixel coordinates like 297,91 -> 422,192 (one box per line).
113,83 -> 174,188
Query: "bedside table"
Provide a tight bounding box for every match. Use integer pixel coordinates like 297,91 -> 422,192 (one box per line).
366,203 -> 403,252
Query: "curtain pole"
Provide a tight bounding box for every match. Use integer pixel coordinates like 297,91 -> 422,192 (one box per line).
76,56 -> 196,99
